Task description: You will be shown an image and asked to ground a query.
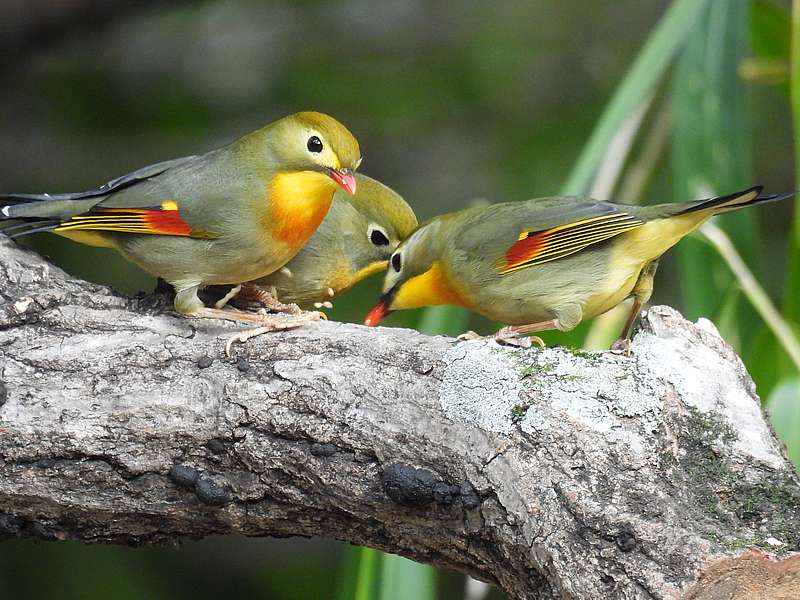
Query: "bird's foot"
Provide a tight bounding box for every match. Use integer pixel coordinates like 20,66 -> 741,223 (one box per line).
240,284 -> 302,315
214,284 -> 242,309
456,328 -> 545,349
224,310 -> 325,357
494,326 -> 545,349
456,330 -> 482,342
610,337 -> 633,356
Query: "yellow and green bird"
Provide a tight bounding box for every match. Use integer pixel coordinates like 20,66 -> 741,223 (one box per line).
0,111 -> 360,324
364,187 -> 793,345
238,172 -> 418,309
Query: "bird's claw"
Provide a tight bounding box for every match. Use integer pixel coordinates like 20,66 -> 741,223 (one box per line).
456,330 -> 482,342
610,338 -> 633,356
495,335 -> 534,349
493,327 -> 545,349
224,310 -> 324,357
456,328 -> 545,349
237,284 -> 302,315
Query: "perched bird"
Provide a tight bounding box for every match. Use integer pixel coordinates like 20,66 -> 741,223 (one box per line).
237,172 -> 418,309
0,111 -> 360,327
364,187 -> 793,346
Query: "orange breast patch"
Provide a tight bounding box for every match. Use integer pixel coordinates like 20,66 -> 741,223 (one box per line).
268,171 -> 336,249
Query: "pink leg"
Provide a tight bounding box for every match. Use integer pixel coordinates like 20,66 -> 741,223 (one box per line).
495,320 -> 558,348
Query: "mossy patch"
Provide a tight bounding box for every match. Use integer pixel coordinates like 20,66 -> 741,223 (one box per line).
513,348 -> 598,382
564,347 -> 603,363
510,404 -> 528,423
516,357 -> 556,380
668,406 -> 800,554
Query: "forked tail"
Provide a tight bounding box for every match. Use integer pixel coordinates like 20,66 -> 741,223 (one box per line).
0,193 -> 101,238
678,186 -> 795,216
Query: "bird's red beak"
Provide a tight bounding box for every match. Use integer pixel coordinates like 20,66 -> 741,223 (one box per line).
327,168 -> 357,195
364,295 -> 392,327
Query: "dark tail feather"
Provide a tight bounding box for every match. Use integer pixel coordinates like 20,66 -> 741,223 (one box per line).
1,193 -> 52,220
4,193 -> 54,202
2,155 -> 194,218
0,195 -> 62,238
1,195 -> 35,217
0,219 -> 60,238
737,190 -> 796,207
0,191 -> 94,206
678,186 -> 795,216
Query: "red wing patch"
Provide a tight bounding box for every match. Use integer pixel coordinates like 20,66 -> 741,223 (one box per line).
53,201 -> 214,238
498,212 -> 644,275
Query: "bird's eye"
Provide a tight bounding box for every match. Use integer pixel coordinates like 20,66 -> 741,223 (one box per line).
368,225 -> 390,246
391,253 -> 402,272
307,136 -> 323,153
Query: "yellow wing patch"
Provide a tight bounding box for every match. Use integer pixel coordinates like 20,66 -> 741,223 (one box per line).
499,212 -> 644,275
51,200 -> 215,238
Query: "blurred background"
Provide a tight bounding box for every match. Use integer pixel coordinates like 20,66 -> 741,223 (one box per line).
0,1 -> 797,599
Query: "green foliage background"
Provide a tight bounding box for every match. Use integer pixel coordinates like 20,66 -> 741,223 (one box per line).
0,1 -> 797,599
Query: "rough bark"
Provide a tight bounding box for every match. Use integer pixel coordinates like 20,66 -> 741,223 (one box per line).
0,236 -> 798,600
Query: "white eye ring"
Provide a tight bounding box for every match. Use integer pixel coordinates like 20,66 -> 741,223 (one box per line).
367,223 -> 391,246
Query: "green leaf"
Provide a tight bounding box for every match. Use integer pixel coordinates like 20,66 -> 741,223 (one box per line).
672,1 -> 759,345
750,0 -> 791,61
746,0 -> 790,93
378,554 -> 436,600
767,378 -> 800,469
784,0 -> 800,323
562,0 -> 710,196
354,548 -> 382,600
337,547 -> 437,600
335,545 -> 372,600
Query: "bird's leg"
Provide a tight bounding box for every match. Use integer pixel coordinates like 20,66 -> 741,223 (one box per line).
187,306 -> 325,357
172,284 -> 323,355
188,306 -> 290,325
457,320 -> 555,349
494,321 -> 556,348
612,300 -> 643,355
223,310 -> 324,357
218,284 -> 334,354
612,259 -> 660,355
237,284 -> 302,315
494,303 -> 582,348
214,284 -> 242,309
177,285 -> 283,325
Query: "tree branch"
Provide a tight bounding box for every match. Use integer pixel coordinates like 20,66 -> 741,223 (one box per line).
0,236 -> 798,599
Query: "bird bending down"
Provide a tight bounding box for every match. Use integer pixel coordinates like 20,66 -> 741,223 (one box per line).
213,172 -> 417,311
364,187 -> 794,350
0,111 -> 361,341
205,172 -> 417,353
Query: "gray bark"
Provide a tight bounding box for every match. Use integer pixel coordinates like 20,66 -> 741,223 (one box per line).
0,236 -> 799,600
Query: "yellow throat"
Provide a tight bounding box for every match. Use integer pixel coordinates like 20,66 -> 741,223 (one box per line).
392,261 -> 469,310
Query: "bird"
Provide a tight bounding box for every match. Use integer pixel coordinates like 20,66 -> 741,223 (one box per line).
0,111 -> 361,329
363,186 -> 794,348
230,172 -> 418,310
